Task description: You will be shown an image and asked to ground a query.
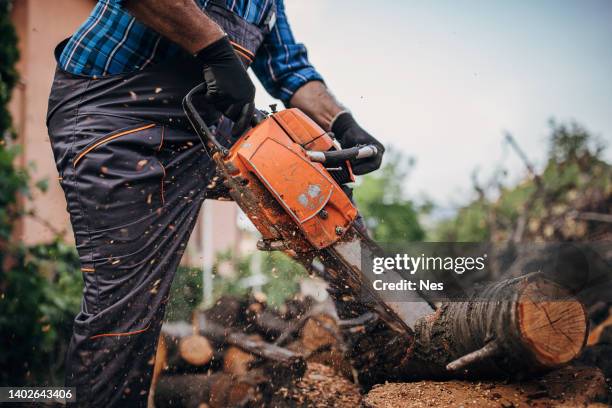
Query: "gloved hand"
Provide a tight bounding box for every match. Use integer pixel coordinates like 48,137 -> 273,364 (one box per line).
195,36 -> 255,137
331,111 -> 385,175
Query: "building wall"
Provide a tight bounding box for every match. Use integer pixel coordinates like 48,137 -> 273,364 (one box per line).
9,0 -> 95,244
9,0 -> 239,264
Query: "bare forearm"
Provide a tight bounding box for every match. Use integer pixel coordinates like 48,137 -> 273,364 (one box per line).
125,0 -> 224,53
289,81 -> 344,131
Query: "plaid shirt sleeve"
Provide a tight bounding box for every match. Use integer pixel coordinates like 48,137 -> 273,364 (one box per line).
251,0 -> 324,105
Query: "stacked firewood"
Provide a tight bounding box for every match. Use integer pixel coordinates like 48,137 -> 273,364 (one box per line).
152,294 -> 357,408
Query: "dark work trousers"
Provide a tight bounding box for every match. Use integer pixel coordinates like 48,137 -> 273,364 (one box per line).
46,2 -> 273,405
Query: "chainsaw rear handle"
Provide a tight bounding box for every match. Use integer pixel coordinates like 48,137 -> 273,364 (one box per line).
183,83 -> 229,156
183,83 -> 269,157
306,145 -> 378,164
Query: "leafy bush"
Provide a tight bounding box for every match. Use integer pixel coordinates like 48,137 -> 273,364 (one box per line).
354,149 -> 425,242
0,241 -> 81,385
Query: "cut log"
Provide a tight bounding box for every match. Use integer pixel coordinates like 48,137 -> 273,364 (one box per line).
154,373 -> 223,408
332,273 -> 588,387
223,344 -> 256,376
180,334 -> 214,366
195,314 -> 306,384
274,300 -> 337,347
402,273 -> 588,378
282,296 -> 315,320
155,371 -> 267,408
244,302 -> 290,340
194,295 -> 245,329
156,322 -> 216,374
209,369 -> 265,408
300,314 -> 341,352
301,346 -> 355,380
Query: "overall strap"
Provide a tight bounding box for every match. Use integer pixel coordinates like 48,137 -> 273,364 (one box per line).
207,0 -> 226,7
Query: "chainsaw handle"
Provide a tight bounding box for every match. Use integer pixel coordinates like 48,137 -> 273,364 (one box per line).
183,83 -> 268,157
306,145 -> 378,164
182,83 -> 229,156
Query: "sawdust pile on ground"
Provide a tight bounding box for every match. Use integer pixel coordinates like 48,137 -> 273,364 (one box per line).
364,366 -> 610,408
270,363 -> 362,407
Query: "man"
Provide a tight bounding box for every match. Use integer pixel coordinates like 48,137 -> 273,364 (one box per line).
47,0 -> 384,406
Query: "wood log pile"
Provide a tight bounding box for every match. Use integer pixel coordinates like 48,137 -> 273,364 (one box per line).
152,294 -> 359,407
150,269 -> 597,407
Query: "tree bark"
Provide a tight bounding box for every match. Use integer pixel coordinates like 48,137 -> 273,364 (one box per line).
244,302 -> 290,341
401,273 -> 588,379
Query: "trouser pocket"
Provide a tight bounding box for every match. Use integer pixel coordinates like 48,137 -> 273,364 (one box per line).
72,123 -> 166,232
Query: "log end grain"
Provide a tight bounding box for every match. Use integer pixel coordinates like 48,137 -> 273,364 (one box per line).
223,345 -> 256,376
301,314 -> 339,352
517,279 -> 588,367
179,334 -> 214,366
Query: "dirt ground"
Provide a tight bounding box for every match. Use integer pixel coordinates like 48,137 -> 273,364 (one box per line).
363,366 -> 610,408
270,363 -> 362,407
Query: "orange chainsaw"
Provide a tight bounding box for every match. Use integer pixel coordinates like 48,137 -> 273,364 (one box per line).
183,84 -> 433,338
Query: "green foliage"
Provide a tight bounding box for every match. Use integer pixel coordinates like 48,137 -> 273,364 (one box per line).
0,144 -> 29,240
165,250 -> 308,320
433,201 -> 491,242
0,0 -> 19,138
0,1 -> 26,242
433,121 -> 610,242
165,266 -> 203,322
0,241 -> 82,386
260,252 -> 306,306
353,149 -> 425,242
210,250 -> 306,307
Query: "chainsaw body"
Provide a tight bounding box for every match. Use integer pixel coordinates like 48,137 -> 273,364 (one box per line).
222,108 -> 357,251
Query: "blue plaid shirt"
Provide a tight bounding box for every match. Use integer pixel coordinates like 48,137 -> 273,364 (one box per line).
59,0 -> 323,104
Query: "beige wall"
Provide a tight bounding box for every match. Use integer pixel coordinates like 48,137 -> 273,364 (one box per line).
9,0 -> 239,263
10,0 -> 96,244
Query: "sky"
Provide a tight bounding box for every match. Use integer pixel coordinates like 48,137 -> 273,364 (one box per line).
252,0 -> 612,213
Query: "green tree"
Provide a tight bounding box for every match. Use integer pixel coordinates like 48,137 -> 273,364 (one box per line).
353,149 -> 425,242
433,121 -> 610,242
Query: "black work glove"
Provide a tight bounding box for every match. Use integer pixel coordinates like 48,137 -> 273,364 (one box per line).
195,36 -> 255,137
331,112 -> 385,175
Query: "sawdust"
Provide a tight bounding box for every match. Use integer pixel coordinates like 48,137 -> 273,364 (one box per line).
269,363 -> 362,407
364,366 -> 610,408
